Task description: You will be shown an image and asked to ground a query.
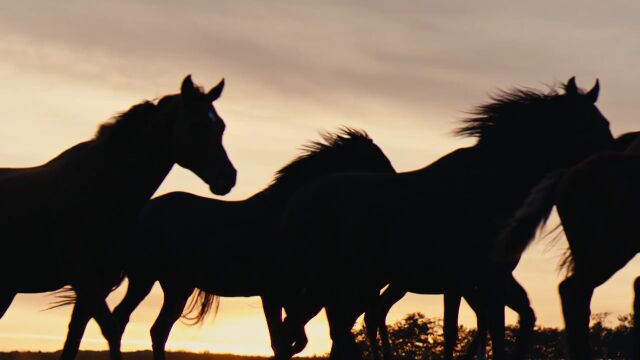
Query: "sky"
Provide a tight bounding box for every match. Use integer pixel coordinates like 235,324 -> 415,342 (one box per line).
1,0 -> 640,356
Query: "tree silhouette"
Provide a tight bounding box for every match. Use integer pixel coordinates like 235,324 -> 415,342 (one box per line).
353,312 -> 636,360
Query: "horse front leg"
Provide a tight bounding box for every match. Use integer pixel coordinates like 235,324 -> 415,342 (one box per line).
483,275 -> 506,360
443,292 -> 462,360
59,294 -> 91,360
112,273 -> 156,356
59,283 -> 117,360
60,281 -> 120,360
92,298 -> 122,360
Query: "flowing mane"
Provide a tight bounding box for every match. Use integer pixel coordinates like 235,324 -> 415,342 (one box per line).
93,101 -> 157,144
93,82 -> 214,145
268,127 -> 372,188
455,81 -> 587,145
92,82 -> 210,145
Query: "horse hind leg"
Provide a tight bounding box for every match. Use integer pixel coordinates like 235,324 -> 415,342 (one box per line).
633,276 -> 640,360
326,300 -> 367,360
0,293 -> 15,319
150,284 -> 193,360
363,311 -> 380,360
59,295 -> 91,360
559,274 -> 594,360
112,273 -> 156,352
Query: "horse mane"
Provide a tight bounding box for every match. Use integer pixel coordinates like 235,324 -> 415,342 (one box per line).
93,101 -> 157,145
268,127 -> 372,188
455,82 -> 580,145
92,83 -> 207,145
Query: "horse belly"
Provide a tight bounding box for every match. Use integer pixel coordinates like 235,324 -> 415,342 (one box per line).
196,274 -> 262,297
4,260 -> 68,293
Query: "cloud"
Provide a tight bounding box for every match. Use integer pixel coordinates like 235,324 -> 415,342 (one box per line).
2,2 -> 640,355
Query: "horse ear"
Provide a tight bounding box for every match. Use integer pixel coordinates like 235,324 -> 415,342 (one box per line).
586,79 -> 600,103
565,76 -> 578,95
208,78 -> 225,102
181,75 -> 195,97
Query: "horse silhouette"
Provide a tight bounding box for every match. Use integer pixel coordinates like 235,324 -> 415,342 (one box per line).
0,75 -> 236,360
498,131 -> 640,360
109,129 -> 395,360
276,78 -> 614,360
367,131 -> 640,360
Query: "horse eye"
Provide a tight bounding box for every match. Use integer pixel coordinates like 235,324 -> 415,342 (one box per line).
207,111 -> 217,123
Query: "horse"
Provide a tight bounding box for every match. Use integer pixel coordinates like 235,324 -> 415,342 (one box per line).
497,131 -> 640,360
0,75 -> 236,360
366,130 -> 640,360
275,77 -> 614,360
109,128 -> 396,360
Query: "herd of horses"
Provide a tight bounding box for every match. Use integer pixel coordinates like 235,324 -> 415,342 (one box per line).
0,75 -> 637,360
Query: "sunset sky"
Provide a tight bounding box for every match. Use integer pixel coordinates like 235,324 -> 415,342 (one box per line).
1,0 -> 640,356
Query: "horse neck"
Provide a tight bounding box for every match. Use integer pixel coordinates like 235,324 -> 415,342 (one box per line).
89,121 -> 175,208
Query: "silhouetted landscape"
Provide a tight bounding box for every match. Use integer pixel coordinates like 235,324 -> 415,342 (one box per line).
0,311 -> 634,360
353,312 -> 636,359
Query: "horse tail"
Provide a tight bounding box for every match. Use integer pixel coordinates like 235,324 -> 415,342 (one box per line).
181,289 -> 220,326
45,272 -> 126,310
46,286 -> 77,310
495,170 -> 567,265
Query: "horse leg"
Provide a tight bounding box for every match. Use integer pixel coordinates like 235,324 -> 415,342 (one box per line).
504,275 -> 535,360
363,310 -> 381,360
92,297 -> 122,360
367,285 -> 405,360
326,302 -> 364,360
634,276 -> 640,360
0,293 -> 15,318
59,294 -> 91,360
483,274 -> 507,360
261,295 -> 287,358
462,291 -> 487,360
559,274 -> 594,360
112,274 -> 156,352
280,298 -> 324,359
443,292 -> 462,360
59,283 -> 116,360
150,284 -> 193,360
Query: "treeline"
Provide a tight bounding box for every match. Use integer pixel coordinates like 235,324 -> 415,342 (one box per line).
354,312 -> 636,359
